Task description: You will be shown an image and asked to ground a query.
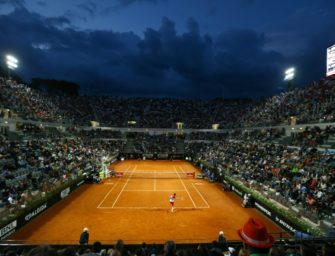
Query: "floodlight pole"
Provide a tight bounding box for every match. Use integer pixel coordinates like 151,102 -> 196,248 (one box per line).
287,79 -> 293,91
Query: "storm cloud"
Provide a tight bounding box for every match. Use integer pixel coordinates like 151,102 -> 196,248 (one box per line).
0,3 -> 334,99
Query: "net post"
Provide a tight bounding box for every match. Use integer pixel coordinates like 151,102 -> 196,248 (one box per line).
115,172 -> 123,178
186,172 -> 195,178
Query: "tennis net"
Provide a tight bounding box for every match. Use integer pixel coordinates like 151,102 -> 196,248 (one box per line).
113,171 -> 195,179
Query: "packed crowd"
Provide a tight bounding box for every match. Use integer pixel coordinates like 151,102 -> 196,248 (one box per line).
90,97 -> 252,129
124,133 -> 178,154
75,130 -> 123,140
0,136 -> 120,213
186,132 -> 227,141
2,75 -> 334,129
1,74 -> 335,252
0,78 -> 95,125
291,126 -> 335,148
241,77 -> 335,127
187,139 -> 335,221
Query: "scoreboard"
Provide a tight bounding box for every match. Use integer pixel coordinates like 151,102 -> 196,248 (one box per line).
327,44 -> 335,77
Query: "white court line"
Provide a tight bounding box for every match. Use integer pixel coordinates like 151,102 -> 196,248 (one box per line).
124,189 -> 185,192
97,183 -> 118,208
111,165 -> 136,208
97,166 -> 132,208
192,183 -> 210,208
178,165 -> 210,208
98,206 -> 209,209
174,166 -> 197,208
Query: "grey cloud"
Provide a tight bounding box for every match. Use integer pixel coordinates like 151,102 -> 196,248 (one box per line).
2,7 -> 331,99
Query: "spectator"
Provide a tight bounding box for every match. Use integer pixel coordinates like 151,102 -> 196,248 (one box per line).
299,243 -> 317,256
218,231 -> 227,250
79,227 -> 89,245
92,241 -> 103,256
115,239 -> 130,256
209,241 -> 222,256
321,243 -> 335,256
26,245 -> 57,256
164,241 -> 177,256
237,218 -> 274,256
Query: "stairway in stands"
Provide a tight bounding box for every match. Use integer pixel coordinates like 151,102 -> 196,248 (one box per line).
124,138 -> 136,153
176,136 -> 185,155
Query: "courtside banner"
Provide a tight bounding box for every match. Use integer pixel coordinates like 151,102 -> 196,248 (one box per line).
228,181 -> 297,234
0,177 -> 85,240
223,180 -> 231,191
254,199 -> 297,234
24,203 -> 48,222
0,220 -> 17,240
231,185 -> 244,198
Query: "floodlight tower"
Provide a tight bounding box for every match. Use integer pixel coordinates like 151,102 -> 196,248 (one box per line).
6,55 -> 18,79
284,67 -> 295,91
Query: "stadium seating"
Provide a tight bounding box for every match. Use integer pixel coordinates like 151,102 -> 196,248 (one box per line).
1,75 -> 335,254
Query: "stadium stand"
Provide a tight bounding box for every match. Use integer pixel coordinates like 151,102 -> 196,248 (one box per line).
1,75 -> 335,254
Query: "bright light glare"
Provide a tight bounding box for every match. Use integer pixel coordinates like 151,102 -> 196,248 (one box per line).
6,55 -> 18,63
284,73 -> 294,80
285,67 -> 295,74
284,67 -> 295,81
7,60 -> 18,69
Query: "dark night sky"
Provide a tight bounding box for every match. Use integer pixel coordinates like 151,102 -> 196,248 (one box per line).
0,0 -> 335,98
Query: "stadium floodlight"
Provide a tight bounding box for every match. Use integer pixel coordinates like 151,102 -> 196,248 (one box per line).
7,60 -> 18,69
5,55 -> 18,79
6,55 -> 18,69
6,55 -> 18,63
284,67 -> 295,81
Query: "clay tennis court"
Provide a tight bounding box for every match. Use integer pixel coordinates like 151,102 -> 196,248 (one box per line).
9,160 -> 287,244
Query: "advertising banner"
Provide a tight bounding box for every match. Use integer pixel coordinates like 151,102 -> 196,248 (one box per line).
0,178 -> 85,240
327,44 -> 335,77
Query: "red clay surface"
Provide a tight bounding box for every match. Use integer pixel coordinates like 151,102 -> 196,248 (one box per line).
9,160 -> 287,244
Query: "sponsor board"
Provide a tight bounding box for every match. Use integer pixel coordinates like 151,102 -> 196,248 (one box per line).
222,180 -> 231,189
255,202 -> 272,217
0,220 -> 17,240
225,180 -> 299,234
0,178 -> 85,240
231,186 -> 243,197
275,216 -> 296,233
77,180 -> 85,187
254,201 -> 296,234
60,187 -> 70,199
25,203 -> 48,221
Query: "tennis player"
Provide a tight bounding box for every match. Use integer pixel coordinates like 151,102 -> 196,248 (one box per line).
169,193 -> 176,212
